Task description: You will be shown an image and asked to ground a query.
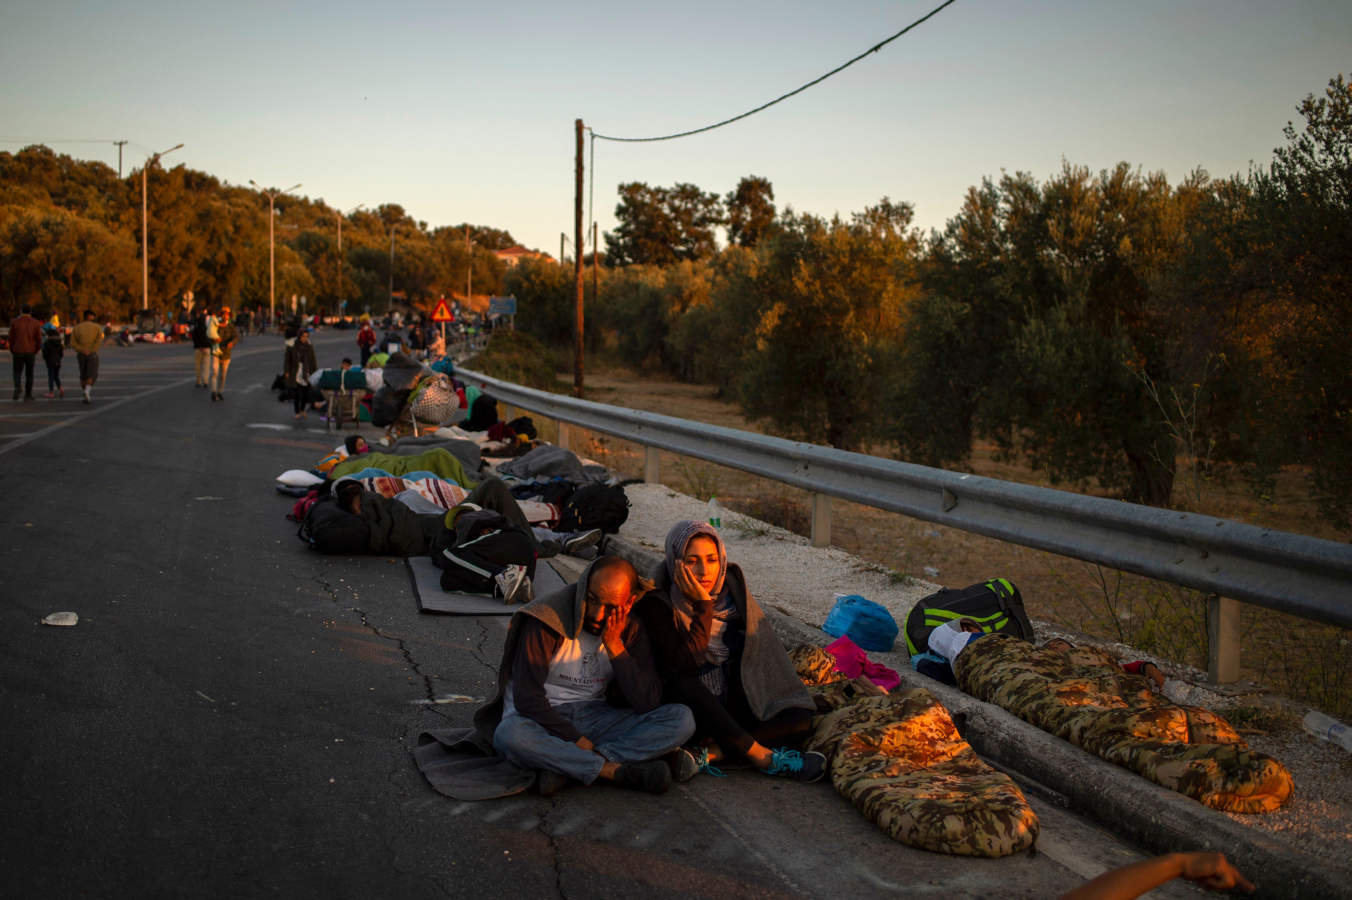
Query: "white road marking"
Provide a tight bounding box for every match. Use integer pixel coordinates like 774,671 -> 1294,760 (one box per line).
0,375 -> 196,457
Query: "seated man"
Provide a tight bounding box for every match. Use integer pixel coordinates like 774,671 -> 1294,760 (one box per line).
487,556 -> 696,795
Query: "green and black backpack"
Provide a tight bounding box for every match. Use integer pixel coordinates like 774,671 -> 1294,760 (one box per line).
904,578 -> 1035,657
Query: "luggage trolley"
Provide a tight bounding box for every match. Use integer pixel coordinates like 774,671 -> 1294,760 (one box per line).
327,368 -> 363,431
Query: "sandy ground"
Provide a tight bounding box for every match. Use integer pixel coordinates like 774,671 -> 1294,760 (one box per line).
614,480 -> 1352,870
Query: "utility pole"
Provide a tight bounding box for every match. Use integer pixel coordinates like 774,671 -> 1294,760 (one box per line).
114,140 -> 127,178
591,221 -> 599,305
248,181 -> 301,325
560,233 -> 565,266
336,204 -> 364,318
388,225 -> 396,314
142,143 -> 184,310
574,118 -> 585,397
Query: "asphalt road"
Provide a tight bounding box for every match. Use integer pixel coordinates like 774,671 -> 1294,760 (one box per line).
0,331 -> 1203,899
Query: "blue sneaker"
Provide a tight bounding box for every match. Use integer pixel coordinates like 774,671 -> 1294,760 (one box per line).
763,748 -> 827,783
695,747 -> 726,778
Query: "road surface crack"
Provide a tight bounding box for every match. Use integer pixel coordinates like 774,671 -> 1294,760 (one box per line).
537,797 -> 566,898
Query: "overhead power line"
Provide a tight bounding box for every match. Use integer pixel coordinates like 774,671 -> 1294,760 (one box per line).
590,0 -> 957,143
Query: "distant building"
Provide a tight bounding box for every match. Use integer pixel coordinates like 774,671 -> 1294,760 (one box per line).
493,246 -> 553,268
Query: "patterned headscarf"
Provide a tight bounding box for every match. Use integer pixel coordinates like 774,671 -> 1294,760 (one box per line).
663,520 -> 732,666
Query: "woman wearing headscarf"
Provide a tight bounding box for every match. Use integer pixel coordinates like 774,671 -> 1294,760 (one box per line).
634,520 -> 824,782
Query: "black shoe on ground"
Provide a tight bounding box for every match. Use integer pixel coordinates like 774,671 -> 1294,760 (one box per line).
614,760 -> 671,794
666,747 -> 701,783
537,769 -> 568,797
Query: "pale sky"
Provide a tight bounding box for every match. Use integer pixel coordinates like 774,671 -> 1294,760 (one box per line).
2,1 -> 1348,256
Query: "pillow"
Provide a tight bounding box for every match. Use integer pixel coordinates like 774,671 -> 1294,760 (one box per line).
277,468 -> 324,487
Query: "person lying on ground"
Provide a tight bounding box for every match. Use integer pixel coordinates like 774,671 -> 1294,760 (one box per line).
440,476 -> 602,560
487,556 -> 696,795
1058,851 -> 1254,899
1043,637 -> 1167,690
315,435 -> 370,475
634,520 -> 824,782
339,475 -> 602,561
927,628 -> 1167,692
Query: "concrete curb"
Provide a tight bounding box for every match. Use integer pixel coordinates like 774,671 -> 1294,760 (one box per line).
602,532 -> 1350,900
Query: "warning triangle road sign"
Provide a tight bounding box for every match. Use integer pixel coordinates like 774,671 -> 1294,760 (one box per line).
430,299 -> 454,322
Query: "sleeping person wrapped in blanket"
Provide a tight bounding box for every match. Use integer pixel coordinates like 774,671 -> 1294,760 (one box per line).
951,634 -> 1293,813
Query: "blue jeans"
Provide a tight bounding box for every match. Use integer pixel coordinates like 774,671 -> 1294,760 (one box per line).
493,700 -> 695,784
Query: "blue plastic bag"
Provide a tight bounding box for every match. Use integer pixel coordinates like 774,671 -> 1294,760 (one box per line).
822,594 -> 898,653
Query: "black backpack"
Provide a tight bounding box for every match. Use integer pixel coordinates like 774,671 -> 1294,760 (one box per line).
300,496 -> 371,554
191,317 -> 208,345
558,483 -> 630,534
903,578 -> 1034,657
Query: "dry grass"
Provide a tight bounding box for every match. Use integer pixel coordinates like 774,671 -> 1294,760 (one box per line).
567,360 -> 1352,719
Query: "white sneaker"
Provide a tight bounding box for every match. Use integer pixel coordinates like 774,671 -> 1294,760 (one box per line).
493,565 -> 532,605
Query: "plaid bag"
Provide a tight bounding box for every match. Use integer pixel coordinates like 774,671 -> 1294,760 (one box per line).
409,373 -> 462,425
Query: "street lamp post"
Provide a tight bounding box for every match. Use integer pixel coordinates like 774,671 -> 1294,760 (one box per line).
388,224 -> 397,314
141,142 -> 183,310
336,204 -> 364,317
248,180 -> 301,327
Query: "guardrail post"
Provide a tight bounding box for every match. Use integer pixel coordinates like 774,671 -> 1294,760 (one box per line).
644,446 -> 660,485
811,492 -> 831,548
1207,595 -> 1241,683
557,422 -> 571,451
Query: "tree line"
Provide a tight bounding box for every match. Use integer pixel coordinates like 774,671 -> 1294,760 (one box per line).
0,148 -> 514,322
509,76 -> 1352,530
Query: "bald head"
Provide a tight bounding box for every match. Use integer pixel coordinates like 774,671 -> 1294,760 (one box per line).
581,557 -> 646,635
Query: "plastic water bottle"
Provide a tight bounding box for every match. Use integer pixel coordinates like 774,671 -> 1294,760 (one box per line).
1303,710 -> 1352,752
706,496 -> 722,529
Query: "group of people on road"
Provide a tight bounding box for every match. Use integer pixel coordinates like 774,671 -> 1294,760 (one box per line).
472,520 -> 825,797
9,305 -> 104,404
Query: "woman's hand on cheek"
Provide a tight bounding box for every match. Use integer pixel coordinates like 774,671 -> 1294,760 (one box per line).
676,562 -> 711,606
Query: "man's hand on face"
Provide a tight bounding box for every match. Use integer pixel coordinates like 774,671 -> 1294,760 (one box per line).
600,600 -> 631,656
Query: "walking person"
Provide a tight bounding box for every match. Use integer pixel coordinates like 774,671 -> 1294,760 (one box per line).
9,304 -> 44,401
191,301 -> 212,388
210,305 -> 237,401
356,316 -> 377,366
70,310 -> 104,405
41,325 -> 64,398
283,328 -> 318,419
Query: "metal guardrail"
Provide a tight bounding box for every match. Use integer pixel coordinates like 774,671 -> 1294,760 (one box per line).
458,368 -> 1352,643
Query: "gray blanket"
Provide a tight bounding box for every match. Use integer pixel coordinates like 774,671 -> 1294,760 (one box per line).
494,444 -> 608,484
389,435 -> 482,474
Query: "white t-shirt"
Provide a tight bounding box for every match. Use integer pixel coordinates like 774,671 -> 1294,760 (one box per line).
504,629 -> 613,716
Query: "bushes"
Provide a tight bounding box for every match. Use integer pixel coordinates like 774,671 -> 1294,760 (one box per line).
463,329 -> 562,391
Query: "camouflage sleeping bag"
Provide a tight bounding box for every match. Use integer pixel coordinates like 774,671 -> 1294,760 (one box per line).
791,645 -> 1039,858
954,634 -> 1293,814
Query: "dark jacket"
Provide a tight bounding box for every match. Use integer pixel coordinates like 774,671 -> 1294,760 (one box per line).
638,562 -> 813,723
9,314 -> 43,355
472,559 -> 663,745
355,489 -> 445,556
41,333 -> 64,366
191,314 -> 212,349
283,339 -> 318,386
